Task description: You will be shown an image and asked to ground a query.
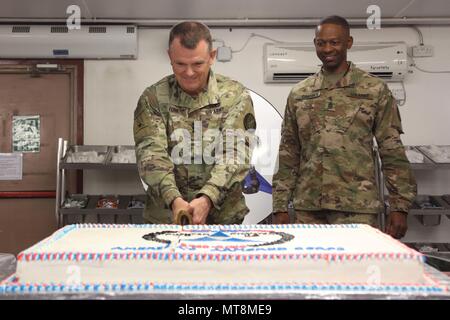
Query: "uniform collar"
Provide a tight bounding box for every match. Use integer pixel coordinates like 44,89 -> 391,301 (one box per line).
169,70 -> 220,109
312,61 -> 358,91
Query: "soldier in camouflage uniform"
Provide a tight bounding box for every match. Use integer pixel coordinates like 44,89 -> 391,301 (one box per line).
272,16 -> 416,239
134,21 -> 256,225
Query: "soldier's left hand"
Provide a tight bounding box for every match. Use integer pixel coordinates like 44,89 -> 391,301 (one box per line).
386,211 -> 408,239
190,195 -> 212,225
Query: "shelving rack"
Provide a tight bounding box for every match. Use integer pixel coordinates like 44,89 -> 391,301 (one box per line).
55,138 -> 144,227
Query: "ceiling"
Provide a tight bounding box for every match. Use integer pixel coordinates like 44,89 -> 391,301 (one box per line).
1,0 -> 450,25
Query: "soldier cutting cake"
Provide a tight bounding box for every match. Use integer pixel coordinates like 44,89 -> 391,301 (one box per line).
134,21 -> 256,225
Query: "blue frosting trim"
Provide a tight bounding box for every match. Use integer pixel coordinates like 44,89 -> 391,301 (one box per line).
23,224 -> 78,252
183,224 -> 361,231
47,223 -> 363,232
19,251 -> 424,263
75,224 -> 180,230
0,281 -> 445,295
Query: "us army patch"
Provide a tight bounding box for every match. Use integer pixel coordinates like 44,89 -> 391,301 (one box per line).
244,113 -> 256,130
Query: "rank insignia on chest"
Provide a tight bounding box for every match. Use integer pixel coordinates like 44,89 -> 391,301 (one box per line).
327,97 -> 333,109
211,105 -> 223,114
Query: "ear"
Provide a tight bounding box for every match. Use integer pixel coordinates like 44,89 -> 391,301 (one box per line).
209,49 -> 217,64
347,36 -> 353,50
313,37 -> 319,48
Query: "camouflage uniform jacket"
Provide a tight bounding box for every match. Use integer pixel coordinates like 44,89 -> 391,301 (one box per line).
272,62 -> 417,214
134,71 -> 255,224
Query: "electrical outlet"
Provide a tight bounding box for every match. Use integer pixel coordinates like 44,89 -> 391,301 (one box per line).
217,46 -> 232,62
411,45 -> 433,57
387,83 -> 405,102
391,88 -> 405,101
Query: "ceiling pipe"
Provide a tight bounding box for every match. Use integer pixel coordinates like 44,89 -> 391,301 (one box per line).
1,17 -> 450,27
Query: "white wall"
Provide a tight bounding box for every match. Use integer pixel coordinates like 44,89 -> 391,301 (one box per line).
85,26 -> 450,147
83,26 -> 450,240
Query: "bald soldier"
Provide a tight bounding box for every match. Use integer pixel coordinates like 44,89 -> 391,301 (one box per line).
134,21 -> 256,225
272,15 -> 416,239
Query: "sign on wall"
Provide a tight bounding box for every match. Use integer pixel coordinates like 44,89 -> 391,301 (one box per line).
0,153 -> 23,180
12,115 -> 40,153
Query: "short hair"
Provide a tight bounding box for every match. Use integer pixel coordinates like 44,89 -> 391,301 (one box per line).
169,21 -> 213,51
317,15 -> 350,34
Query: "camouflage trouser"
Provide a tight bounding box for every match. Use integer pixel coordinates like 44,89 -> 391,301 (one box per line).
294,210 -> 379,228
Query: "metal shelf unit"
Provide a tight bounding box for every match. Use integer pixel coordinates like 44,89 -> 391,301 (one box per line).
55,138 -> 144,227
407,146 -> 450,221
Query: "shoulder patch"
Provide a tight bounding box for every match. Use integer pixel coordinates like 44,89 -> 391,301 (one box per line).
244,113 -> 256,130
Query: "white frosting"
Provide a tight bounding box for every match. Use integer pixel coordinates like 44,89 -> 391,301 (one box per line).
15,224 -> 426,286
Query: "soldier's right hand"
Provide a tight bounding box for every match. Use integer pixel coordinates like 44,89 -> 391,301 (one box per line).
272,212 -> 290,224
171,197 -> 193,222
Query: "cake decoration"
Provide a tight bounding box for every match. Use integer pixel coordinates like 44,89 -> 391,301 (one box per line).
1,223 -> 448,296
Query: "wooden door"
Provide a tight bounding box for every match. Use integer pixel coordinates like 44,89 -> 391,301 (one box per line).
0,61 -> 83,254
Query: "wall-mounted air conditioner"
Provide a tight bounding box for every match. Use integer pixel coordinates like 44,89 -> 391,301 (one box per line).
264,42 -> 407,83
0,25 -> 137,59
